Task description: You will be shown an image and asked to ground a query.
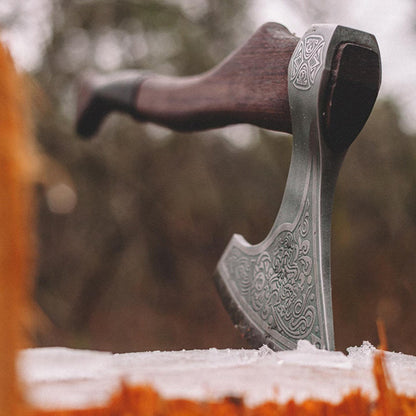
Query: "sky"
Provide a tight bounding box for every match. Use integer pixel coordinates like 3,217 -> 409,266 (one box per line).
2,0 -> 416,133
0,1 -> 52,70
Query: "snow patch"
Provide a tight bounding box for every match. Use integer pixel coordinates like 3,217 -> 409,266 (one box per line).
277,340 -> 350,369
19,342 -> 416,410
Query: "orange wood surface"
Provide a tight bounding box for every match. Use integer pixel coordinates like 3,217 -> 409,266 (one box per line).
0,40 -> 34,416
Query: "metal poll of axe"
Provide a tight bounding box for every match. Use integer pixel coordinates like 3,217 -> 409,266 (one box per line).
76,23 -> 381,350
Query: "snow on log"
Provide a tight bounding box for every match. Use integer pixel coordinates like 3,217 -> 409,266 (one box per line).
19,340 -> 416,415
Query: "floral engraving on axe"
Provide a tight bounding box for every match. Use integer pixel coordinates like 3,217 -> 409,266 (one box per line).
214,24 -> 380,352
74,22 -> 381,352
224,198 -> 324,348
290,34 -> 325,90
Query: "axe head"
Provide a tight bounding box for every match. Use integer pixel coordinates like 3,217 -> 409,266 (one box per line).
214,24 -> 381,351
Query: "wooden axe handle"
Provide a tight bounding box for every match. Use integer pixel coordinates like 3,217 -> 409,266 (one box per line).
76,23 -> 299,137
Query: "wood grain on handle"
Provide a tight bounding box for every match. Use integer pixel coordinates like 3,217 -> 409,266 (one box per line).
136,23 -> 298,133
76,23 -> 298,138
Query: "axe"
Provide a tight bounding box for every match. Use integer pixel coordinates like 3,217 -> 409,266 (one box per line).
76,23 -> 381,351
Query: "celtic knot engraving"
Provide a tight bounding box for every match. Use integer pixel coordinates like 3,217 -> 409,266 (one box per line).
290,34 -> 325,90
225,200 -> 319,342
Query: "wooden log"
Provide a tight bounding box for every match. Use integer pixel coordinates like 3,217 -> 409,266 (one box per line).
0,41 -> 35,415
19,341 -> 416,415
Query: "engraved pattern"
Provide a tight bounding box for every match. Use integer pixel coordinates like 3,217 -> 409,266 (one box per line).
290,34 -> 325,90
225,200 -> 320,342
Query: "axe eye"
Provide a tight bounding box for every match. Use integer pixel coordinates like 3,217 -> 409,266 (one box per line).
323,43 -> 381,153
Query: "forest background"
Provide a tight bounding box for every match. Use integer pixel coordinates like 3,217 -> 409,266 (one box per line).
1,0 -> 415,354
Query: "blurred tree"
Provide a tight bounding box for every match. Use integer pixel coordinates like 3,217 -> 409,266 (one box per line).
332,101 -> 416,353
31,0 -> 261,351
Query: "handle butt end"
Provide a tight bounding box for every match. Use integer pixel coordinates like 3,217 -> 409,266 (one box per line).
76,76 -> 106,138
75,71 -> 147,138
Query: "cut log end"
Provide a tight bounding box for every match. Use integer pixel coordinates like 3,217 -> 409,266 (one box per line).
20,341 -> 416,416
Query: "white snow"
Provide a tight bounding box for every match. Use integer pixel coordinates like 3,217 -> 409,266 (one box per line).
18,341 -> 416,411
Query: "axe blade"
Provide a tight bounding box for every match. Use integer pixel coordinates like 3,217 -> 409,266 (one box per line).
74,22 -> 380,351
215,24 -> 381,351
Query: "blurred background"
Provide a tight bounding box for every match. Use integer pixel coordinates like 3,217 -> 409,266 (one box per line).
1,0 -> 416,354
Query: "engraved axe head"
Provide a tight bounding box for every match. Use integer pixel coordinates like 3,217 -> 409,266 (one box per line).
214,24 -> 381,351
75,22 -> 381,351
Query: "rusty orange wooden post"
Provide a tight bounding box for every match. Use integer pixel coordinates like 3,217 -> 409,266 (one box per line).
0,40 -> 35,416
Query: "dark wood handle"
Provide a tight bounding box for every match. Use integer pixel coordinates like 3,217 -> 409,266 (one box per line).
76,23 -> 299,138
136,23 -> 298,133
